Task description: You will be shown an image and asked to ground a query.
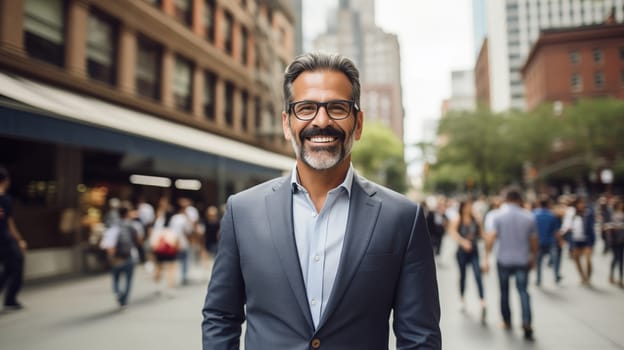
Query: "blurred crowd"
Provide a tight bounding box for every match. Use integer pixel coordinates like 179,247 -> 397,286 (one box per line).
97,195 -> 223,307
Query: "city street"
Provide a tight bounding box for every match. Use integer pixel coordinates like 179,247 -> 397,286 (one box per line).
1,237 -> 624,350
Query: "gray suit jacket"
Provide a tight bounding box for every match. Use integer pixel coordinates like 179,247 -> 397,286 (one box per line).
202,174 -> 441,349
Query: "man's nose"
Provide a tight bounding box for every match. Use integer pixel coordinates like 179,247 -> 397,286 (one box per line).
312,105 -> 332,126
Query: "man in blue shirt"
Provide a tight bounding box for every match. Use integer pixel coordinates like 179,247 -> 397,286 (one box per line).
533,195 -> 563,285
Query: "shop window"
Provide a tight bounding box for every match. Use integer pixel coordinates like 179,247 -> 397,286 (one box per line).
203,71 -> 216,121
224,82 -> 235,127
23,0 -> 65,67
136,35 -> 162,101
173,55 -> 193,112
87,10 -> 118,86
571,73 -> 582,92
240,27 -> 248,65
223,11 -> 233,55
174,0 -> 192,26
204,0 -> 215,42
241,91 -> 249,131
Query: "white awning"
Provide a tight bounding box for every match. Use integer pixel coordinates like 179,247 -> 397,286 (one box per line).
0,72 -> 293,171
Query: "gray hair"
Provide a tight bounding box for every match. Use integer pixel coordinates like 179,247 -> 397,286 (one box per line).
283,52 -> 361,113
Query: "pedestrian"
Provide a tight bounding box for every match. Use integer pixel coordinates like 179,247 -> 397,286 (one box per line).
561,197 -> 596,285
201,205 -> 220,259
0,166 -> 28,310
606,199 -> 624,287
99,205 -> 141,308
149,201 -> 180,295
201,52 -> 441,349
533,195 -> 563,285
449,199 -> 487,323
484,187 -> 538,341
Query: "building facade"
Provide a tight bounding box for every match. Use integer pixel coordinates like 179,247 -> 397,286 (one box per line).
486,0 -> 624,112
312,0 -> 405,142
0,0 -> 295,279
522,23 -> 624,110
447,69 -> 477,112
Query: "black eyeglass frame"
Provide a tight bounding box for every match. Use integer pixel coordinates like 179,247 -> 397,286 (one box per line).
288,99 -> 359,121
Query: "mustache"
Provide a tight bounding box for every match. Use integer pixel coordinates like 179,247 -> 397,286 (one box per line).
299,126 -> 345,141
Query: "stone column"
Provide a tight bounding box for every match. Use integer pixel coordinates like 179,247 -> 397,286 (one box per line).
0,0 -> 24,53
214,77 -> 225,126
65,0 -> 88,78
117,24 -> 136,94
192,65 -> 204,119
161,48 -> 174,109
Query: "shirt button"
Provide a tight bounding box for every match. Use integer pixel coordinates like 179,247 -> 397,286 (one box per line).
310,298 -> 317,305
311,338 -> 321,349
314,255 -> 320,262
312,213 -> 317,217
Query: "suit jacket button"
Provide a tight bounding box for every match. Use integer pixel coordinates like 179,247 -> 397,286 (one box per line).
311,338 -> 321,348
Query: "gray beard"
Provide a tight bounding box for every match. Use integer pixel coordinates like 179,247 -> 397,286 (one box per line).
289,129 -> 354,170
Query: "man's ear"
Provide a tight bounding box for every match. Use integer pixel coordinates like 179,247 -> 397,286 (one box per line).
354,110 -> 364,141
282,111 -> 291,141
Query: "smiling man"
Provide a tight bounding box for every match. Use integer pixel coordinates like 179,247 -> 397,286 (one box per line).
201,52 -> 441,350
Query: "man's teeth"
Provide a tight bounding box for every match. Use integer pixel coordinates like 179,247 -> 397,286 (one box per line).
309,136 -> 336,143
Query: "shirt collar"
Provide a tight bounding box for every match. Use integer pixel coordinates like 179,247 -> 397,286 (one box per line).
290,163 -> 354,196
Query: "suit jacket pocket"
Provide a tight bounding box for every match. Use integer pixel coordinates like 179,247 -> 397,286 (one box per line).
358,253 -> 397,272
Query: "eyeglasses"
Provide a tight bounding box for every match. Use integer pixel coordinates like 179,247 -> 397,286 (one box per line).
288,100 -> 359,121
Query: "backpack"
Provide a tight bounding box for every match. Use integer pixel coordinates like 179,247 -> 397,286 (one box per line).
152,228 -> 179,257
115,222 -> 137,259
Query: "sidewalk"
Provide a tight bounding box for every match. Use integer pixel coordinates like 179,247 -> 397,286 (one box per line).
1,239 -> 623,349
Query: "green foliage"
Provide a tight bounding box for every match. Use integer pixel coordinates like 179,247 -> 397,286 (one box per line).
352,121 -> 408,193
428,98 -> 624,194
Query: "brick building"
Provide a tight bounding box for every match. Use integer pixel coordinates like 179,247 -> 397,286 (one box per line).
0,0 -> 295,279
522,23 -> 624,110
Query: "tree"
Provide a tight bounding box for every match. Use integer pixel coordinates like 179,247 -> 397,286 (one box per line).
352,121 -> 408,193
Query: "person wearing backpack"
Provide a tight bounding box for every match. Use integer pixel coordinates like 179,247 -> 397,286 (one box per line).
100,205 -> 141,308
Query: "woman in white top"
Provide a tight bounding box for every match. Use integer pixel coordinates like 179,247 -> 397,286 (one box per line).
561,197 -> 596,285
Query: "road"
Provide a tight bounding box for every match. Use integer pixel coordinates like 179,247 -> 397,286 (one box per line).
1,237 -> 623,349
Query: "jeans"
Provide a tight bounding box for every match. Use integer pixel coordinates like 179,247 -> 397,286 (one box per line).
179,249 -> 189,284
456,248 -> 484,299
0,242 -> 24,306
536,243 -> 561,284
497,263 -> 531,327
111,259 -> 135,306
611,243 -> 624,281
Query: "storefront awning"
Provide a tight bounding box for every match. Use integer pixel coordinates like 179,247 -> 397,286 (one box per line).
0,72 -> 293,173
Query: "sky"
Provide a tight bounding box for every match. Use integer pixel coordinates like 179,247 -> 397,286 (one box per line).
302,0 -> 475,174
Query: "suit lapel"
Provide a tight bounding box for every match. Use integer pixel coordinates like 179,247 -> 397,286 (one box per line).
265,177 -> 314,331
318,176 -> 381,328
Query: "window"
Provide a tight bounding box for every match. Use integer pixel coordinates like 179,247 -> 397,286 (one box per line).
241,91 -> 249,131
593,48 -> 603,63
621,70 -> 624,86
240,27 -> 248,65
224,82 -> 235,126
136,35 -> 162,101
24,0 -> 65,67
204,0 -> 215,42
173,55 -> 193,112
87,10 -> 117,85
223,12 -> 233,54
571,73 -> 582,92
594,72 -> 604,89
620,47 -> 624,61
173,0 -> 191,25
255,96 -> 262,132
203,71 -> 216,120
570,51 -> 580,65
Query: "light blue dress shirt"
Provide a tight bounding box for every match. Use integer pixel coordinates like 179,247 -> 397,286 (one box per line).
290,164 -> 353,329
